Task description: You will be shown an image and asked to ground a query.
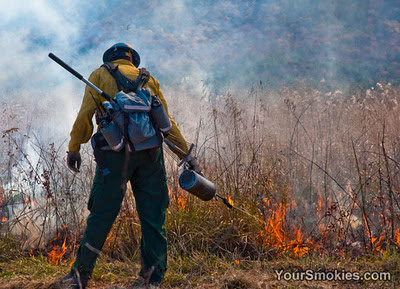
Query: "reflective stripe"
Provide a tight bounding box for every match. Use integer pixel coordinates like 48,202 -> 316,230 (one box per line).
85,242 -> 101,255
160,125 -> 172,133
110,138 -> 125,151
123,104 -> 151,111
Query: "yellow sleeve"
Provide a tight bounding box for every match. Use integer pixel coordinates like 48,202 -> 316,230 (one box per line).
149,77 -> 189,159
68,70 -> 101,151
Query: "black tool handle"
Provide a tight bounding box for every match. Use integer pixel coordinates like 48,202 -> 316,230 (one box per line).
48,53 -> 83,80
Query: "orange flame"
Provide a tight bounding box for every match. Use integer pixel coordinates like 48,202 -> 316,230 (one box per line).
48,225 -> 69,264
169,185 -> 187,210
289,226 -> 310,257
48,235 -> 67,264
228,196 -> 234,206
103,230 -> 116,251
29,249 -> 35,260
260,202 -> 311,257
176,193 -> 187,209
395,230 -> 400,249
1,217 -> 7,222
371,235 -> 384,252
106,231 -> 113,242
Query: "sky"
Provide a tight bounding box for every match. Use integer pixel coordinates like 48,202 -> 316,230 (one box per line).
0,0 -> 270,142
1,0 -> 399,143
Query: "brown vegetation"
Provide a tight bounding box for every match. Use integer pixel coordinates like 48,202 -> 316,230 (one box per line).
0,83 -> 399,288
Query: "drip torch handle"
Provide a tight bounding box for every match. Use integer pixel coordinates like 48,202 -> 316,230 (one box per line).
49,53 -> 83,80
163,138 -> 203,174
178,144 -> 194,167
164,137 -> 194,165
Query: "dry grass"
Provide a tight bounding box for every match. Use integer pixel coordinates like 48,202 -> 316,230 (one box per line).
0,251 -> 398,288
1,82 -> 400,288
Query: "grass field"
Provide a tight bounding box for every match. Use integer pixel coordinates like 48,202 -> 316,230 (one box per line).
0,247 -> 398,288
1,83 -> 400,288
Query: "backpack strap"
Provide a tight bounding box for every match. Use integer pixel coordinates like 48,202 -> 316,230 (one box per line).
136,68 -> 151,90
102,62 -> 122,91
102,62 -> 151,93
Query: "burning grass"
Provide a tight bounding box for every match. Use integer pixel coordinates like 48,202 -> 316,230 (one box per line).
1,83 -> 400,287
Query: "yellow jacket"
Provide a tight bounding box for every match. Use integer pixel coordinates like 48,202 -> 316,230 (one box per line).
69,59 -> 188,158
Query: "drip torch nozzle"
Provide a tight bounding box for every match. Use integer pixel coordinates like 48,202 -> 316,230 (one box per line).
216,194 -> 233,209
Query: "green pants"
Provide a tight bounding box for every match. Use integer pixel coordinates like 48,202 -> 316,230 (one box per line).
71,147 -> 169,283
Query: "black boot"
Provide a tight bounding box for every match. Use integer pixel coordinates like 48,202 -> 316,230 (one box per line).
61,272 -> 88,289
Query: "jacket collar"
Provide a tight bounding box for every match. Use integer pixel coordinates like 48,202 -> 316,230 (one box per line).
111,59 -> 136,67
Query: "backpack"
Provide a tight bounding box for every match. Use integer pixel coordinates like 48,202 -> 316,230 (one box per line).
95,63 -> 170,152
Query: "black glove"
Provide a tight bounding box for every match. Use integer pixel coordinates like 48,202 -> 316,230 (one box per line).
186,155 -> 202,175
67,151 -> 81,173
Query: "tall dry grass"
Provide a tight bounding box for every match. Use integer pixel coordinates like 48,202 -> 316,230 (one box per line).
0,82 -> 400,266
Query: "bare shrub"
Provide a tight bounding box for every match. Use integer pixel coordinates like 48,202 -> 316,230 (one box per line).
2,82 -> 400,263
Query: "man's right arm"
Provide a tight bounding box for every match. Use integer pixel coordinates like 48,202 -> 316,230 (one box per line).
68,70 -> 101,152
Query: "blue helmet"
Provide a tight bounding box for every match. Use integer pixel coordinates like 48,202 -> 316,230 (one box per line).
103,43 -> 140,67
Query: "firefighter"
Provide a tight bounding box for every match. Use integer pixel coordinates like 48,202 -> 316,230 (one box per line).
62,43 -> 200,289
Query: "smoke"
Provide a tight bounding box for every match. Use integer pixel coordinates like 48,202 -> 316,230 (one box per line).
1,0 -> 399,249
0,0 -> 399,142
